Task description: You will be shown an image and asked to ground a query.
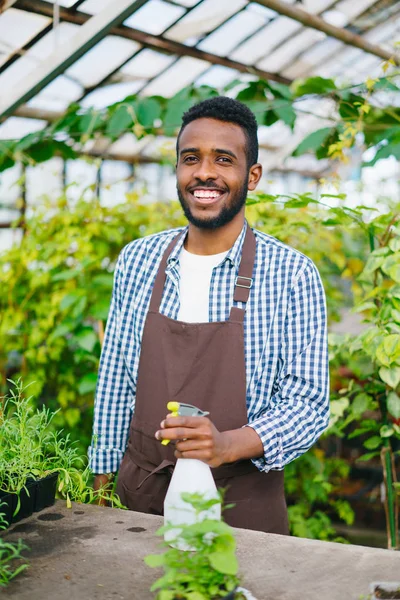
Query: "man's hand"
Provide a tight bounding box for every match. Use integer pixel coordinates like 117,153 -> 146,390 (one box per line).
155,416 -> 264,467
93,473 -> 114,506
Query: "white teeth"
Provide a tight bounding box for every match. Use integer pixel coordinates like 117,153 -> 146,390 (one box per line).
193,190 -> 223,198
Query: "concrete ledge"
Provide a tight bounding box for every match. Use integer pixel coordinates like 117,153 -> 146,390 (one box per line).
2,501 -> 399,600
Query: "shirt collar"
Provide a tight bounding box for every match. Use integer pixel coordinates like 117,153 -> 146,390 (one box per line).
166,221 -> 248,270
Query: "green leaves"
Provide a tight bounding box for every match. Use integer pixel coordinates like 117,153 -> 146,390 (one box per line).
379,366 -> 400,389
293,76 -> 337,96
364,436 -> 382,450
375,335 -> 400,367
387,392 -> 400,419
74,329 -> 98,353
292,127 -> 335,157
208,550 -> 238,575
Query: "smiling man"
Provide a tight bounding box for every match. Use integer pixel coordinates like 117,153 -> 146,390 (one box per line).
89,97 -> 329,533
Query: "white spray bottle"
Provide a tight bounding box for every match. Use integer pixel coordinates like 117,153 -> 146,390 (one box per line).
162,401 -> 221,549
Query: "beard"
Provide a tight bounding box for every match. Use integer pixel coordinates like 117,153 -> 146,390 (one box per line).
177,179 -> 249,230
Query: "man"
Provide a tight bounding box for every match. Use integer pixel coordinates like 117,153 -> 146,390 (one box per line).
89,96 -> 329,534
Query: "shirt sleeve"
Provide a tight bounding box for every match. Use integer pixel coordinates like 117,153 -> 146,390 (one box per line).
88,249 -> 134,474
247,261 -> 330,472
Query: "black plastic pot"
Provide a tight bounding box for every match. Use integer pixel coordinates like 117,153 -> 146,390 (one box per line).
13,478 -> 37,521
35,472 -> 58,512
0,473 -> 58,527
0,490 -> 17,527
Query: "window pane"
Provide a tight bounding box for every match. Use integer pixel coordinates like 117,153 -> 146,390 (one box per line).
165,0 -> 247,44
0,117 -> 46,140
81,81 -> 147,109
142,56 -> 210,97
198,8 -> 268,56
258,29 -> 326,72
26,159 -> 63,206
78,0 -> 113,14
27,75 -> 83,112
124,0 -> 186,35
66,36 -> 140,87
121,49 -> 176,80
195,65 -> 238,88
231,16 -> 300,64
0,23 -> 79,91
0,8 -> 51,67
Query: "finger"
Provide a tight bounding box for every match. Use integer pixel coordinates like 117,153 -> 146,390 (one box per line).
156,427 -> 200,441
162,416 -> 209,429
175,449 -> 212,462
175,439 -> 212,453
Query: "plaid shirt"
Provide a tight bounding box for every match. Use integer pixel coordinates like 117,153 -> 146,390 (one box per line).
89,222 -> 329,474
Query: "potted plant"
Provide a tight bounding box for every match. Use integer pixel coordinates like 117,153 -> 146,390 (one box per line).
0,380 -> 78,525
145,493 -> 251,600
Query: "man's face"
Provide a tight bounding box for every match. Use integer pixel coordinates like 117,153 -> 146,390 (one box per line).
176,118 -> 260,230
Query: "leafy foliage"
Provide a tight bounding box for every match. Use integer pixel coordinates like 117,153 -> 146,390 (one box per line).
145,493 -> 240,600
0,74 -> 398,174
0,379 -> 124,512
0,510 -> 28,588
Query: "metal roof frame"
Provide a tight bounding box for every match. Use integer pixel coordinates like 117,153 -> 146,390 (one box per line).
0,0 -> 150,118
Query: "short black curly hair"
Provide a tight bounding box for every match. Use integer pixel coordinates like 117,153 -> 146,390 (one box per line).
177,96 -> 259,168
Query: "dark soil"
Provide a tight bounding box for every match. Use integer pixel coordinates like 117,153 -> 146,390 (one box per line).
374,586 -> 400,599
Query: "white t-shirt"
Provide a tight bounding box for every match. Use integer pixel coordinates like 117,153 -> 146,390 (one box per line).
178,247 -> 229,323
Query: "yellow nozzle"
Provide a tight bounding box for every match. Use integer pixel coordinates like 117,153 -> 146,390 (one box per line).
161,402 -> 180,445
167,401 -> 180,413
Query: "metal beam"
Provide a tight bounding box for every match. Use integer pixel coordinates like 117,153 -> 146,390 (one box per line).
14,0 -> 291,85
0,0 -> 149,119
253,0 -> 400,66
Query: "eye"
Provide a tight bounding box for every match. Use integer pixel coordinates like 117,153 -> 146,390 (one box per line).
183,155 -> 198,163
217,156 -> 232,164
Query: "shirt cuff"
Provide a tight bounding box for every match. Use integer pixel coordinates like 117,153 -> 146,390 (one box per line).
88,446 -> 124,474
245,422 -> 284,473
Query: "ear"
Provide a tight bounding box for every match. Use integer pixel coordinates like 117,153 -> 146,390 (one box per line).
247,163 -> 263,191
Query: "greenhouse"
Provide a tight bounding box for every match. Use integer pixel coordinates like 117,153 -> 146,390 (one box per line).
0,0 -> 400,598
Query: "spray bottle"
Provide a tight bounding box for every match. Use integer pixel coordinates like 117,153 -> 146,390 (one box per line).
161,401 -> 221,549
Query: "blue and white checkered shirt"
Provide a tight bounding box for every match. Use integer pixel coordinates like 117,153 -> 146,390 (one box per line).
89,222 -> 329,474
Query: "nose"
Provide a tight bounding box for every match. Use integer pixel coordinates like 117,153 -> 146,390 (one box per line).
192,157 -> 217,182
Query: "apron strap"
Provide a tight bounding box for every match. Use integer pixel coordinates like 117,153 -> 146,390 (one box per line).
149,234 -> 182,313
149,224 -> 257,319
229,225 -> 257,323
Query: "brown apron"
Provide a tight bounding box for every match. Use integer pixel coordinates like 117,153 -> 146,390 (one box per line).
116,226 -> 289,534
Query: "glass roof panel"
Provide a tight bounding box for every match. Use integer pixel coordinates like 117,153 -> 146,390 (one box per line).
282,38 -> 343,78
0,9 -> 51,67
165,0 -> 247,44
195,65 -> 238,88
246,2 -> 277,19
78,0 -> 113,14
333,0 -> 380,22
231,16 -> 300,64
27,75 -> 83,112
120,49 -> 176,80
173,0 -> 200,6
258,29 -> 326,72
0,117 -> 46,140
45,0 -> 79,6
197,7 -> 268,56
0,22 -> 79,90
66,36 -> 140,88
81,81 -> 147,109
124,0 -> 186,35
141,56 -> 210,97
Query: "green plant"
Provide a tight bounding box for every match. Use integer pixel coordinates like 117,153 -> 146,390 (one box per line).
0,509 -> 28,587
0,72 -> 398,173
0,194 -> 186,449
145,493 -> 242,600
0,379 -> 125,514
